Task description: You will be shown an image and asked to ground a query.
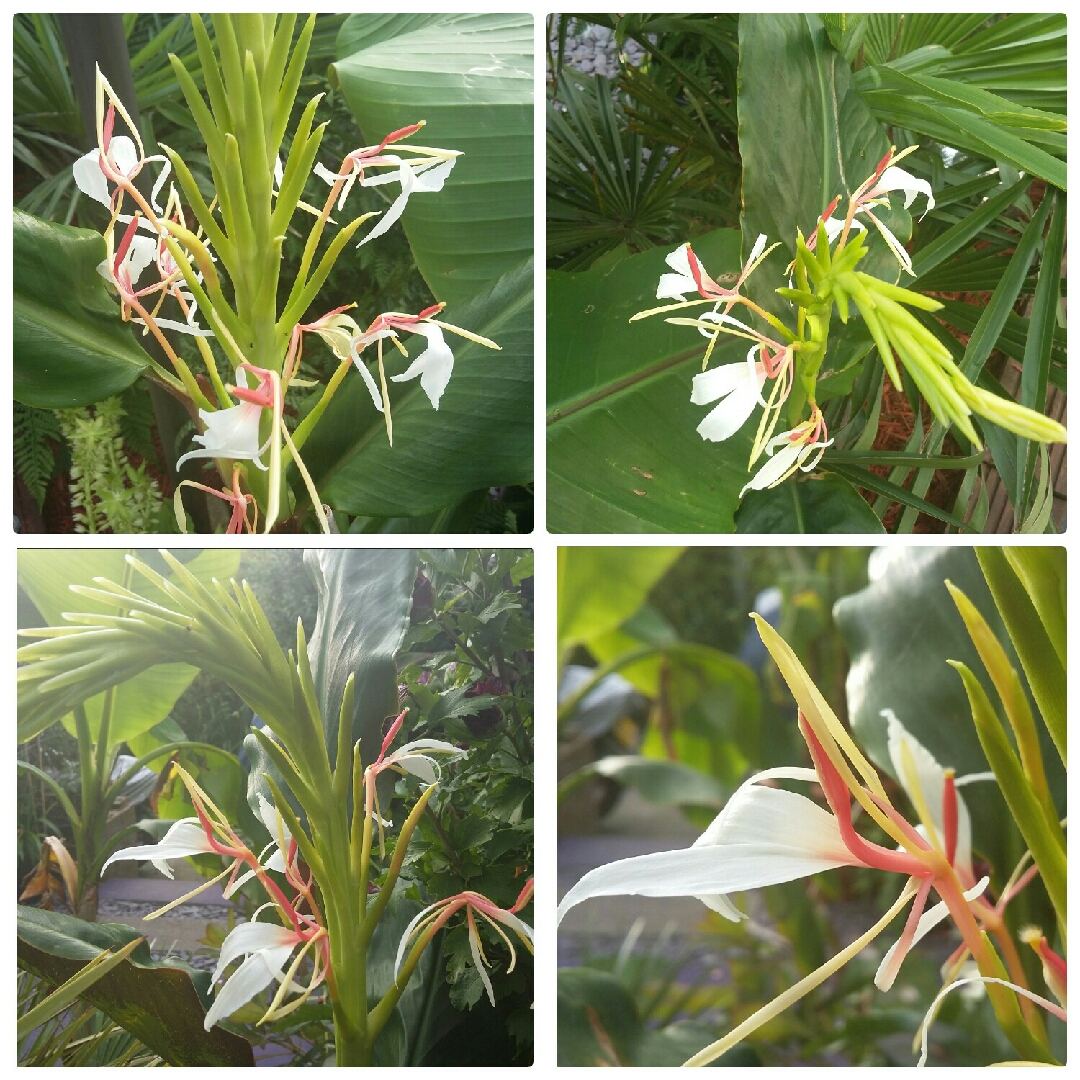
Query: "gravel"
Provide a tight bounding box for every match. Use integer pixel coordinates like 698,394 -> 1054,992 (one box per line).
550,18 -> 647,80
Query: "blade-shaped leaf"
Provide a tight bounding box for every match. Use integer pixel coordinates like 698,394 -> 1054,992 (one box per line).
304,549 -> 417,771
17,905 -> 254,1066
14,208 -> 151,408
332,13 -> 532,305
18,549 -> 241,746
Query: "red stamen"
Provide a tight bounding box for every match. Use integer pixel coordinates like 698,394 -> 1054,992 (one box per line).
942,769 -> 958,866
865,789 -> 934,853
103,103 -> 115,152
872,149 -> 893,184
511,877 -> 534,913
1037,938 -> 1067,988
113,215 -> 142,277
416,302 -> 444,320
800,714 -> 927,876
820,195 -> 840,222
685,245 -> 710,298
375,709 -> 408,766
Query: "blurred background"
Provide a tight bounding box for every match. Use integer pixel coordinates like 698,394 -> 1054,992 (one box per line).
556,545 -> 1065,1066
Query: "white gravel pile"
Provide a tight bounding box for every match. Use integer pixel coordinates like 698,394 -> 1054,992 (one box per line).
550,19 -> 647,79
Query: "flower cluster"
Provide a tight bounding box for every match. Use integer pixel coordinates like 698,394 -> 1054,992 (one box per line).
73,53 -> 499,533
103,765 -> 329,1030
630,145 -> 1066,496
102,717 -> 533,1034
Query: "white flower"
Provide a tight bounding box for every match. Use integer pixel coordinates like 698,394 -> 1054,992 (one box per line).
101,818 -> 217,880
691,348 -> 768,443
740,408 -> 832,496
176,365 -> 275,471
356,156 -> 457,248
389,323 -> 456,410
203,919 -> 310,1031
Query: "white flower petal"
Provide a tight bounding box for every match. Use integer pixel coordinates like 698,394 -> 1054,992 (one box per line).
72,150 -> 111,206
746,232 -> 768,265
101,819 -> 212,879
389,324 -> 455,409
109,136 -> 140,178
655,271 -> 697,301
556,780 -> 856,925
739,438 -> 807,496
395,900 -> 442,979
212,920 -> 298,984
469,918 -> 497,1007
693,362 -> 765,443
883,709 -> 973,877
176,402 -> 267,470
876,166 -> 935,217
204,946 -> 293,1031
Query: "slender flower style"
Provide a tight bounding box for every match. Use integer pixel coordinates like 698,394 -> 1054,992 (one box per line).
174,466 -> 258,535
558,616 -> 1057,1066
395,878 -> 534,1007
314,121 -> 460,247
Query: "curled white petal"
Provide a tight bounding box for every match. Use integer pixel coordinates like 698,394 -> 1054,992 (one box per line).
176,402 -> 268,471
389,324 -> 455,409
557,773 -> 857,925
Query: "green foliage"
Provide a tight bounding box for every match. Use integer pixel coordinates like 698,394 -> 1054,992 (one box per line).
395,550 -> 533,1052
56,399 -> 164,533
17,906 -> 254,1065
547,12 -> 1067,532
14,402 -> 64,509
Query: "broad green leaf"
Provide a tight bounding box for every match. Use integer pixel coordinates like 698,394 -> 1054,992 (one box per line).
833,547 -> 1065,883
16,906 -> 254,1066
557,547 -> 682,651
735,474 -> 885,533
17,549 -> 241,746
547,230 -> 754,533
14,209 -> 151,408
738,13 -> 907,317
301,259 -> 532,519
332,13 -> 532,305
17,935 -> 145,1042
305,549 -> 417,772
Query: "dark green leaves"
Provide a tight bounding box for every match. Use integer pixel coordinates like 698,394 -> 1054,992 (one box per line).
17,906 -> 254,1067
14,209 -> 151,408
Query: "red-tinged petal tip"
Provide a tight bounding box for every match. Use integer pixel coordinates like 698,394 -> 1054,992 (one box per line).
376,708 -> 409,764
